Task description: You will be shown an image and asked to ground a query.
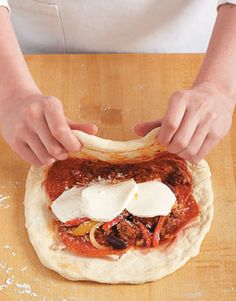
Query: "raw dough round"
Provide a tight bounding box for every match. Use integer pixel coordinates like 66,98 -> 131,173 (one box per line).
24,128 -> 213,284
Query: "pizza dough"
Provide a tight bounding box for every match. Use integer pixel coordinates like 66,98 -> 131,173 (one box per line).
24,128 -> 214,284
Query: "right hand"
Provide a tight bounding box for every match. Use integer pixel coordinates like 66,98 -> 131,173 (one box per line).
0,92 -> 97,167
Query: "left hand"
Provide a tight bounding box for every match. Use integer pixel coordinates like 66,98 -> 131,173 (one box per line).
133,83 -> 235,164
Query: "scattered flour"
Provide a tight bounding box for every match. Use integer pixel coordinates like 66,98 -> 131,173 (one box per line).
184,291 -> 205,298
5,276 -> 15,286
101,105 -> 111,111
15,283 -> 38,297
3,244 -> 16,257
0,275 -> 15,290
0,260 -> 13,275
5,267 -> 13,274
0,186 -> 76,299
0,258 -> 77,299
0,243 -> 77,299
0,195 -> 11,209
20,266 -> 28,272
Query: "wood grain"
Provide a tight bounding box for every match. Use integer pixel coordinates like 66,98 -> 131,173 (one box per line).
0,54 -> 235,301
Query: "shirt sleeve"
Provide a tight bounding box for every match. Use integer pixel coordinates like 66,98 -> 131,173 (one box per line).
217,0 -> 236,8
0,0 -> 10,12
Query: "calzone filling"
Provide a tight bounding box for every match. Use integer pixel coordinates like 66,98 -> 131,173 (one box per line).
44,152 -> 199,257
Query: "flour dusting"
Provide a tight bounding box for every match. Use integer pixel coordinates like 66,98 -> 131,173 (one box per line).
184,291 -> 205,298
20,266 -> 28,272
0,260 -> 13,275
0,194 -> 11,209
3,244 -> 17,257
0,239 -> 77,301
15,282 -> 38,297
0,275 -> 15,290
0,188 -> 78,300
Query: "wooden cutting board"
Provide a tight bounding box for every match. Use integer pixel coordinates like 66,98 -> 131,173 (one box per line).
0,54 -> 235,301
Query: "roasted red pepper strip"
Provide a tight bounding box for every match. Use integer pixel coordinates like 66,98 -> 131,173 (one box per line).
102,215 -> 123,232
61,217 -> 90,227
134,221 -> 152,248
152,216 -> 166,247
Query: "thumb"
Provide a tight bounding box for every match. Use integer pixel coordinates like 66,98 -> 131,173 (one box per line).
67,118 -> 98,135
133,118 -> 163,136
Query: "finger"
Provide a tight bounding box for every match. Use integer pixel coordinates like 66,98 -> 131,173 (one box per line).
158,94 -> 186,146
24,133 -> 56,166
177,116 -> 214,160
67,119 -> 98,135
167,109 -> 200,153
36,117 -> 69,161
44,102 -> 82,152
14,142 -> 43,167
132,119 -> 163,136
192,134 -> 219,163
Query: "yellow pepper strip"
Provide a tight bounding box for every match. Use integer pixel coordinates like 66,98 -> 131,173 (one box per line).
71,220 -> 98,236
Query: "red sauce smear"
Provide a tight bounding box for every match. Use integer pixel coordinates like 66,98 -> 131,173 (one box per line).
45,152 -> 199,257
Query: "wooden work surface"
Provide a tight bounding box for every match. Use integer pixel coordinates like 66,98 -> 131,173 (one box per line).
0,54 -> 235,301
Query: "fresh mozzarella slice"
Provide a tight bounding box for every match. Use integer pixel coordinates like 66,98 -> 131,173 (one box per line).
126,181 -> 176,217
51,187 -> 86,223
81,179 -> 137,222
51,179 -> 175,223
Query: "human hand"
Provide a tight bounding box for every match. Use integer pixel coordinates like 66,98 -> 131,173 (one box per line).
0,91 -> 97,167
133,83 -> 235,164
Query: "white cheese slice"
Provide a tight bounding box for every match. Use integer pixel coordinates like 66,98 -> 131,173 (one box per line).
51,186 -> 86,223
81,179 -> 137,222
50,179 -> 175,223
126,181 -> 176,217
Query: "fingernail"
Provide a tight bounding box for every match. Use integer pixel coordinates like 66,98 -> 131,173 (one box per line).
47,158 -> 56,165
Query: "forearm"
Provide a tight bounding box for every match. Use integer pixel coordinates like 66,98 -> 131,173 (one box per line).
193,4 -> 236,106
0,7 -> 40,103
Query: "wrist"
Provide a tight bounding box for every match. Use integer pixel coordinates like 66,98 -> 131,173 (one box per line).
0,83 -> 41,102
192,80 -> 236,109
11,85 -> 42,100
0,86 -> 42,123
192,81 -> 222,94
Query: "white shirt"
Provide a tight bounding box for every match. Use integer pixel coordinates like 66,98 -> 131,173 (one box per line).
0,0 -> 236,54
